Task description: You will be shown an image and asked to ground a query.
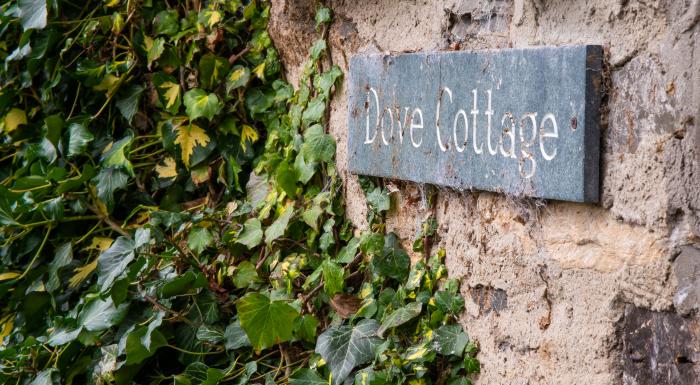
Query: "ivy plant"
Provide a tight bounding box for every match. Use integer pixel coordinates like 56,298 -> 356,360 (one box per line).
0,1 -> 479,384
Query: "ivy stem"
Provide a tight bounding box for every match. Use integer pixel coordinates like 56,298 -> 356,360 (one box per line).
14,225 -> 52,282
165,344 -> 224,356
21,215 -> 99,229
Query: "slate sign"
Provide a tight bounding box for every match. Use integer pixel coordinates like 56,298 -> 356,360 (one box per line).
347,45 -> 603,202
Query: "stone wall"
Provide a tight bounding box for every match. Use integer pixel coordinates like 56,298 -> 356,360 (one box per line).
268,1 -> 700,384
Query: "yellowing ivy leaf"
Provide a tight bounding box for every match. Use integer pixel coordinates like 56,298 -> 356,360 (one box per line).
0,272 -> 20,281
82,237 -> 114,253
3,108 -> 27,133
175,123 -> 210,167
199,9 -> 222,28
0,313 -> 14,340
143,36 -> 165,69
191,165 -> 210,185
155,157 -> 178,178
240,124 -> 259,150
93,74 -> 120,94
159,81 -> 180,109
69,260 -> 98,288
253,63 -> 265,80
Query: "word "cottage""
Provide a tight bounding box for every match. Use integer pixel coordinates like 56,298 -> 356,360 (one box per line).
362,86 -> 561,179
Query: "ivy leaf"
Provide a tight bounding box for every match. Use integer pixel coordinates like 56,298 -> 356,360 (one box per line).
377,302 -> 422,337
18,0 -> 47,31
224,318 -> 251,350
196,325 -> 225,344
314,65 -> 342,98
360,232 -> 384,257
226,65 -> 250,94
156,157 -> 178,179
116,84 -> 144,122
93,168 -> 129,210
143,36 -> 165,69
198,53 -> 230,89
188,226 -> 213,255
366,187 -> 390,214
29,369 -> 56,385
153,10 -> 179,36
434,291 -> 465,315
301,124 -> 335,163
372,233 -> 409,281
464,356 -> 480,374
125,327 -> 167,365
315,319 -> 382,384
69,260 -> 97,288
153,73 -> 181,114
67,122 -> 94,157
322,259 -> 344,296
159,271 -> 206,298
237,218 -> 263,249
174,123 -> 210,167
310,39 -> 327,61
198,9 -> 223,28
240,124 -> 259,150
302,205 -> 323,231
3,108 -> 27,133
78,297 -> 128,332
264,204 -> 294,244
337,238 -> 360,264
232,261 -> 260,289
293,315 -> 319,343
315,8 -> 332,28
275,160 -> 298,197
289,369 -> 326,385
102,136 -> 134,175
46,242 -> 72,293
97,236 -> 136,292
301,97 -> 326,126
245,88 -> 274,115
431,324 -> 469,356
236,293 -> 300,351
184,89 -> 222,121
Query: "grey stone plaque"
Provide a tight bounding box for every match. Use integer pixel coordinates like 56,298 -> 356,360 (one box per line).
347,45 -> 602,202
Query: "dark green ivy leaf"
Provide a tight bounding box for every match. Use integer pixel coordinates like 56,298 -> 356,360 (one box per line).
224,318 -> 251,350
97,236 -> 135,292
93,167 -> 129,210
371,233 -> 409,281
153,9 -> 180,36
66,122 -> 94,157
116,84 -> 145,122
315,319 -> 382,384
377,302 -> 422,337
431,324 -> 469,356
289,369 -> 326,385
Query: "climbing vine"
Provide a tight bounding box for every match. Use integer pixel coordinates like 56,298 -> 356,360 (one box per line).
0,1 -> 479,384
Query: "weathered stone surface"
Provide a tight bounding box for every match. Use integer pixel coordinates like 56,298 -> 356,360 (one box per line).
347,46 -> 602,202
469,284 -> 507,315
621,305 -> 698,385
674,246 -> 700,316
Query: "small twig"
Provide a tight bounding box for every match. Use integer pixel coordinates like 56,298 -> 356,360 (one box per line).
301,279 -> 324,308
228,47 -> 250,64
255,247 -> 267,270
86,203 -> 131,238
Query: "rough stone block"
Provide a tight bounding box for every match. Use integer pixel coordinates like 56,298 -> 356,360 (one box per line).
621,305 -> 698,385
